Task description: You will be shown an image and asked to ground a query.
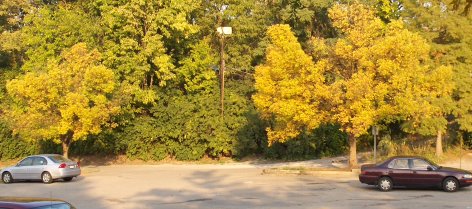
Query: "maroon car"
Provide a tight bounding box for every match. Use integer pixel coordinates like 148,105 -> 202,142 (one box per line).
359,156 -> 472,192
0,197 -> 75,209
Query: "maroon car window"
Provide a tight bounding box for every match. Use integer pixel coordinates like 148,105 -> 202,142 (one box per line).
392,159 -> 409,169
411,159 -> 430,170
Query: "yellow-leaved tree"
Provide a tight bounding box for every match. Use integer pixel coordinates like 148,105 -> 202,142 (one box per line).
6,43 -> 121,158
253,24 -> 329,144
254,2 -> 452,168
326,2 -> 452,167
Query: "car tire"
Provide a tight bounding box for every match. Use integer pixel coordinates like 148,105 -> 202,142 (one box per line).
443,177 -> 459,192
2,172 -> 13,184
63,177 -> 73,182
42,172 -> 53,184
378,177 -> 393,192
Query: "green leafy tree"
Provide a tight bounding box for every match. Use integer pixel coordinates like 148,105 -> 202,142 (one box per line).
6,43 -> 120,158
177,39 -> 218,94
401,0 -> 472,155
19,5 -> 102,72
99,0 -> 199,105
270,0 -> 337,41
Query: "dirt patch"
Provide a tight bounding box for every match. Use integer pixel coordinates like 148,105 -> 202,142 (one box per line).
73,155 -> 237,166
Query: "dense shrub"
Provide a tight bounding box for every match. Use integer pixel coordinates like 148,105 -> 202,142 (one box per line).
263,124 -> 348,160
0,122 -> 38,160
116,83 -> 251,161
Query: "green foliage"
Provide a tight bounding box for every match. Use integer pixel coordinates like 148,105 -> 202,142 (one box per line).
70,131 -> 123,156
194,0 -> 272,76
178,39 -> 218,93
116,80 -> 250,161
263,124 -> 348,160
21,5 -> 102,72
2,0 -> 472,163
99,0 -> 199,105
401,0 -> 472,133
0,122 -> 37,160
271,0 -> 337,41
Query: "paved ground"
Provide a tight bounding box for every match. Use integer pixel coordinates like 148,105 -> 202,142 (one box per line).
1,160 -> 472,209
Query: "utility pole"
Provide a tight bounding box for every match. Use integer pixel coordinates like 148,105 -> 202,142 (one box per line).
219,33 -> 226,116
216,5 -> 231,116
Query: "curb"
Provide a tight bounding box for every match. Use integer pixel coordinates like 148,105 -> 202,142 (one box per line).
262,167 -> 360,176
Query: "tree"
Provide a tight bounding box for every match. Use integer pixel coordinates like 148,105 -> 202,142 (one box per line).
253,24 -> 328,145
254,2 -> 451,168
400,0 -> 472,155
325,2 -> 452,166
270,0 -> 337,41
99,0 -> 199,105
6,43 -> 120,158
19,4 -> 102,72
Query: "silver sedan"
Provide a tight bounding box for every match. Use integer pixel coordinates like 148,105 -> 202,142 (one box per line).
1,154 -> 81,184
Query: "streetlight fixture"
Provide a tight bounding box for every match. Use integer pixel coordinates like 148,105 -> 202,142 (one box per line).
217,26 -> 232,116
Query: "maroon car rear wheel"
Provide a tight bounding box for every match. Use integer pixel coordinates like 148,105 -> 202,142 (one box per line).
378,177 -> 393,192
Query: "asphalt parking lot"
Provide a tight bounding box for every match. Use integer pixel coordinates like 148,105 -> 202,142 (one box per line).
1,164 -> 472,209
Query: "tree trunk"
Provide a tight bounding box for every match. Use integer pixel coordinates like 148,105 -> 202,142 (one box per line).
436,130 -> 443,157
62,141 -> 70,159
61,131 -> 73,158
349,134 -> 358,168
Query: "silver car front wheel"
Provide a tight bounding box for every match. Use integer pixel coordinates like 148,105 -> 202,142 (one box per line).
2,172 -> 12,184
42,172 -> 53,184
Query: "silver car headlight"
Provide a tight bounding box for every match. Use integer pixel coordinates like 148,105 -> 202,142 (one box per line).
464,174 -> 472,179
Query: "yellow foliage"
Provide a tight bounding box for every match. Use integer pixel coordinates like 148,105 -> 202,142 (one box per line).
253,24 -> 328,144
6,43 -> 121,143
326,2 -> 452,137
254,2 -> 453,145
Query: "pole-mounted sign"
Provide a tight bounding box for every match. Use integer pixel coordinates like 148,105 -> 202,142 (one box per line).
372,125 -> 379,163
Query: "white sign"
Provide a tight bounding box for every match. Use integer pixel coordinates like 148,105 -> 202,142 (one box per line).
217,27 -> 232,35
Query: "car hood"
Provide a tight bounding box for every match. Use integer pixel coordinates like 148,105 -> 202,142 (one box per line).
438,166 -> 472,174
0,197 -> 75,208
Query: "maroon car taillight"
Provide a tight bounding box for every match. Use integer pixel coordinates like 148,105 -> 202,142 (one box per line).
58,163 -> 66,168
361,170 -> 366,175
77,162 -> 80,168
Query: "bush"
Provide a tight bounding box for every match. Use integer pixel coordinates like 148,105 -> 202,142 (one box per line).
116,84 -> 252,161
0,122 -> 38,160
263,124 -> 348,160
377,135 -> 397,156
